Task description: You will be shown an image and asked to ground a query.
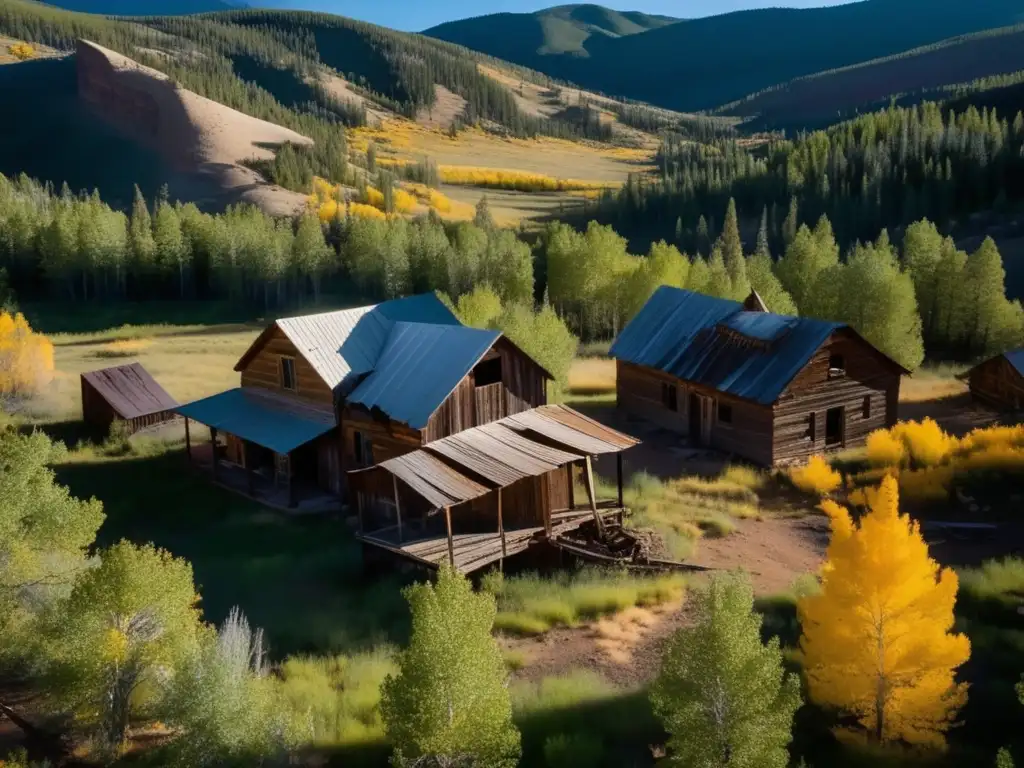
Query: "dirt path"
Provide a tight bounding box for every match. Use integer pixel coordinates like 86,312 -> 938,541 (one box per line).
505,513 -> 828,687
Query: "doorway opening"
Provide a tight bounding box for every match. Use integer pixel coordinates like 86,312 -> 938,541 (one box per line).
825,406 -> 845,447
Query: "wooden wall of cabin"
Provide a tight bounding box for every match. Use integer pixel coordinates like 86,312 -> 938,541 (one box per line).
238,326 -> 334,408
81,378 -> 176,436
967,357 -> 1024,411
773,330 -> 901,464
423,338 -> 548,443
341,408 -> 423,473
453,467 -> 568,533
616,361 -> 774,466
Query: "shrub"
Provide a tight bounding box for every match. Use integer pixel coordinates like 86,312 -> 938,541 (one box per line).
392,188 -> 417,214
898,465 -> 954,502
0,311 -> 54,399
93,338 -> 152,359
788,455 -> 842,495
866,428 -> 907,467
348,202 -> 386,220
892,418 -> 957,467
7,42 -> 34,60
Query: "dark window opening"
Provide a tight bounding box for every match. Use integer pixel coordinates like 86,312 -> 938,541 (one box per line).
828,353 -> 845,378
862,395 -> 871,419
807,412 -> 816,442
353,430 -> 363,465
661,382 -> 678,412
473,356 -> 503,387
826,407 -> 844,447
280,357 -> 296,391
718,402 -> 733,424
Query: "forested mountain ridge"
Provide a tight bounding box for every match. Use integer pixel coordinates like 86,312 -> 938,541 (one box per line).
424,4 -> 679,60
425,0 -> 1024,112
38,0 -> 247,14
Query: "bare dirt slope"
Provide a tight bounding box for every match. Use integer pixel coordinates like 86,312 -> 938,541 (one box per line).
76,39 -> 312,216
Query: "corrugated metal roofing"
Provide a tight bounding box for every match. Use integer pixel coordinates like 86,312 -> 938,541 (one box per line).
174,388 -> 335,454
355,404 -> 639,509
81,363 -> 178,419
251,293 -> 461,394
612,286 -> 846,405
348,323 -> 501,429
1005,349 -> 1024,376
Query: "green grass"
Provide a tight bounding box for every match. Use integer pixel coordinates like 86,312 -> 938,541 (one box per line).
611,467 -> 764,560
484,568 -> 686,636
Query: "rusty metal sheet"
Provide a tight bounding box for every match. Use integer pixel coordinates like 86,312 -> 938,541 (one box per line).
503,406 -> 637,455
476,422 -> 584,466
382,450 -> 490,507
82,363 -> 178,420
429,428 -> 558,486
540,405 -> 639,450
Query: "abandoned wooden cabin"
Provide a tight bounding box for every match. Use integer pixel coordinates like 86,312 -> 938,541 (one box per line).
959,349 -> 1024,412
611,287 -> 907,467
80,362 -> 179,435
174,293 -> 553,508
348,404 -> 640,574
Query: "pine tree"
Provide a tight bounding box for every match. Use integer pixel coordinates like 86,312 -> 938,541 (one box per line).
719,198 -> 744,285
687,256 -> 711,295
775,224 -> 834,315
128,185 -> 156,281
650,574 -> 802,768
696,215 -> 710,257
153,197 -> 188,297
473,195 -> 495,230
799,476 -> 970,748
932,238 -> 969,352
747,252 -> 797,315
963,237 -> 1009,356
782,196 -> 799,245
380,567 -> 521,768
901,219 -> 944,344
705,246 -> 733,299
755,205 -> 771,261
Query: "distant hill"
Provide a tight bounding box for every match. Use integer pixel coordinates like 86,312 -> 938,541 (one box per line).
38,0 -> 246,15
425,0 -> 1024,112
718,24 -> 1024,131
425,4 -> 679,61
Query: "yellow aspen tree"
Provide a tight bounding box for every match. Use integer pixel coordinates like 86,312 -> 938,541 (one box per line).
0,312 -> 54,398
798,475 -> 970,749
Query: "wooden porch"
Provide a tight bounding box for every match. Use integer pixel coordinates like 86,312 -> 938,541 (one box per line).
358,504 -> 625,574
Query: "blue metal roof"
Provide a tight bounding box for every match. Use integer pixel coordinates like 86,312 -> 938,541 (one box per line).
721,311 -> 798,342
612,286 -> 845,405
1005,349 -> 1024,377
348,323 -> 501,429
175,388 -> 335,454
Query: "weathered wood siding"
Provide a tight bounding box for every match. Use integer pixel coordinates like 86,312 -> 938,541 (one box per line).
80,378 -> 176,435
423,337 -> 548,443
967,356 -> 1024,411
239,326 -> 334,407
341,409 -> 423,472
616,360 -> 775,465
773,330 -> 901,464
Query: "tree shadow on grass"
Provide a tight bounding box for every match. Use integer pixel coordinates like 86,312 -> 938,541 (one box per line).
54,448 -> 412,659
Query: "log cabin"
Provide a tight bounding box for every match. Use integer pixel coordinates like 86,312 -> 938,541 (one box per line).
81,363 -> 179,436
959,348 -> 1024,411
174,293 -> 554,508
611,287 -> 907,467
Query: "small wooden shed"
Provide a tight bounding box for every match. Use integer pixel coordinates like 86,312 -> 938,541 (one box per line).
81,363 -> 179,435
959,349 -> 1024,411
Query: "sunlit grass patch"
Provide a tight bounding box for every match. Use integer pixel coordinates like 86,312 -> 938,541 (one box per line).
485,568 -> 685,636
92,338 -> 153,359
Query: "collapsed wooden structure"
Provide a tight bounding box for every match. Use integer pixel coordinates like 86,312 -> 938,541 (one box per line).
80,362 -> 179,435
959,348 -> 1024,412
612,287 -> 907,467
349,405 -> 639,574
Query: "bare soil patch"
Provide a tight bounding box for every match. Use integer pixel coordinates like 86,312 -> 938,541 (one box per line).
318,73 -> 389,127
416,84 -> 467,130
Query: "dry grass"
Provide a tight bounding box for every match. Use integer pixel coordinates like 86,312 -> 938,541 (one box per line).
37,324 -> 257,420
593,602 -> 681,665
438,166 -> 617,193
567,357 -> 616,396
899,366 -> 968,403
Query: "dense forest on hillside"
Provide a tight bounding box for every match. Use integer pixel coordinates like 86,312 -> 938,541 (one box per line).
582,102 -> 1024,266
426,0 -> 1024,112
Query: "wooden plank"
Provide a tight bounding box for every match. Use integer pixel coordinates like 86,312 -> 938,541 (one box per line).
584,455 -> 605,539
393,475 -> 403,544
444,506 -> 455,568
498,487 -> 506,568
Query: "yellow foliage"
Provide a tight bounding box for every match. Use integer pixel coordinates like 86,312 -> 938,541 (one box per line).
348,203 -> 386,220
956,443 -> 1024,473
898,465 -> 954,502
7,42 -> 34,61
957,425 -> 1024,453
0,311 -> 54,398
392,188 -> 417,214
102,627 -> 129,664
865,428 -> 907,467
788,455 -> 842,495
438,166 -> 614,193
891,418 -> 957,467
364,187 -> 385,209
317,199 -> 340,223
799,476 -> 970,748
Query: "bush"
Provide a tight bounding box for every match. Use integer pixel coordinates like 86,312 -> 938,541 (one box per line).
866,428 -> 907,467
892,418 -> 956,467
788,455 -> 842,495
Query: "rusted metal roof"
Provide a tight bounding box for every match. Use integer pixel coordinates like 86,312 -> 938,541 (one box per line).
236,293 -> 461,394
174,388 -> 335,454
353,405 -> 639,508
348,323 -> 500,429
381,450 -> 491,508
81,363 -> 178,420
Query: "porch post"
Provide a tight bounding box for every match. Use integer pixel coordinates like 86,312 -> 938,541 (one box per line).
444,505 -> 455,569
584,455 -> 605,539
210,427 -> 219,482
616,452 -> 624,508
287,451 -> 296,509
184,417 -> 191,462
567,461 -> 575,510
497,487 -> 506,571
393,475 -> 403,544
245,441 -> 255,496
